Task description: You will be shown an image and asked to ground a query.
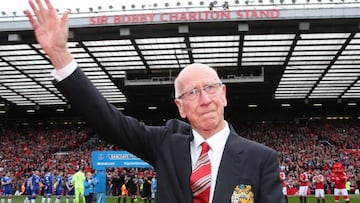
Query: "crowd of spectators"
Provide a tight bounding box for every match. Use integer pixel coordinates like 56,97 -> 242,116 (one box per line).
0,125 -> 96,195
236,120 -> 360,195
0,119 -> 359,196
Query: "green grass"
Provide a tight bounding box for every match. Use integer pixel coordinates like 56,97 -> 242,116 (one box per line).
5,194 -> 360,203
288,195 -> 360,203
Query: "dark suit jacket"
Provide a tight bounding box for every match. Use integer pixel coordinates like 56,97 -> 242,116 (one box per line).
55,68 -> 285,203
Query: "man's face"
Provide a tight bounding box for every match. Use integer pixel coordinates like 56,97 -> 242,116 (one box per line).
175,64 -> 227,137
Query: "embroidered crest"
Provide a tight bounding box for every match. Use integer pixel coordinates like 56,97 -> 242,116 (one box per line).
231,184 -> 254,203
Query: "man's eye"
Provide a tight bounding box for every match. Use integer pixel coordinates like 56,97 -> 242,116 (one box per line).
204,84 -> 217,93
188,89 -> 198,96
205,84 -> 215,90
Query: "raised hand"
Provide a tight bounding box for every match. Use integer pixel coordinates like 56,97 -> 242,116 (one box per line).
25,0 -> 73,69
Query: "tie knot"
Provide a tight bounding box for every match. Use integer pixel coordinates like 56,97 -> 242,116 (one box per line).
201,142 -> 210,154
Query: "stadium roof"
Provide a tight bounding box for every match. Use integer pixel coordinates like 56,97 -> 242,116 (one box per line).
1,2 -> 360,122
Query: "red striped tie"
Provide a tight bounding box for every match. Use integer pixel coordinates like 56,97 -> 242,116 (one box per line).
190,142 -> 211,203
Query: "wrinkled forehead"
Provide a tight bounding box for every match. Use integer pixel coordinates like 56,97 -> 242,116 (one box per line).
176,64 -> 220,89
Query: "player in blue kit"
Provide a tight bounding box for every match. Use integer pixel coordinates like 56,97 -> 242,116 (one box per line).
65,172 -> 75,203
42,169 -> 54,203
1,171 -> 13,203
53,171 -> 64,203
30,170 -> 41,203
24,174 -> 33,203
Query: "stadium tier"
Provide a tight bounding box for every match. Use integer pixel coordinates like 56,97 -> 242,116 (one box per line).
0,2 -> 360,121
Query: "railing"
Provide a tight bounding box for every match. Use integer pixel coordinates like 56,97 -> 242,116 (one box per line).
124,74 -> 264,86
1,1 -> 360,21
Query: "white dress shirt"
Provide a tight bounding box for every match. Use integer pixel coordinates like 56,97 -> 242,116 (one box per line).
51,59 -> 77,81
190,121 -> 230,203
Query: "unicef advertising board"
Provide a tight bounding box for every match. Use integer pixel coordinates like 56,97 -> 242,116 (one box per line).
91,150 -> 152,170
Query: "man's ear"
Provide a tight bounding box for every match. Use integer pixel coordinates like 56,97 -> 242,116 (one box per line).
175,99 -> 186,119
221,85 -> 227,107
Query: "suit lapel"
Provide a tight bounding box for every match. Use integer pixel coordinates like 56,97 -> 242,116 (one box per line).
212,127 -> 246,203
171,130 -> 193,202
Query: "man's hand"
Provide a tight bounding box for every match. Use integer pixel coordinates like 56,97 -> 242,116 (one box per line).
25,0 -> 73,69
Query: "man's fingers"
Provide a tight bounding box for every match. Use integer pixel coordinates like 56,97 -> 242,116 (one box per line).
28,0 -> 44,24
37,0 -> 49,24
35,0 -> 46,13
33,0 -> 48,25
29,0 -> 61,27
24,10 -> 40,30
44,0 -> 55,12
61,10 -> 69,28
29,0 -> 39,16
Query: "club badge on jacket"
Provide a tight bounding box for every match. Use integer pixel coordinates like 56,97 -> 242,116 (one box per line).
231,184 -> 254,203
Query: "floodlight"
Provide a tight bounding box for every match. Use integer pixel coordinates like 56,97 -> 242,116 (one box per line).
209,2 -> 214,10
223,1 -> 229,10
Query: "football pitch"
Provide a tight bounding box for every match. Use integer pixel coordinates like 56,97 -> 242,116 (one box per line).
7,195 -> 360,203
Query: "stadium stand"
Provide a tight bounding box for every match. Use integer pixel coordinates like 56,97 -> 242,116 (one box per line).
0,120 -> 358,196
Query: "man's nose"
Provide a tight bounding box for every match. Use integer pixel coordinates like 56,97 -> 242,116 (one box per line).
198,88 -> 212,104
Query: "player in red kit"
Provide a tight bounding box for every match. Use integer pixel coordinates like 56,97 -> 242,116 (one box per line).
312,169 -> 325,203
280,171 -> 288,203
330,162 -> 350,203
298,168 -> 309,203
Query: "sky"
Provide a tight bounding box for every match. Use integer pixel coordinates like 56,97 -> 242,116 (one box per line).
2,0 -> 211,13
2,0 -> 345,14
1,0 -> 356,17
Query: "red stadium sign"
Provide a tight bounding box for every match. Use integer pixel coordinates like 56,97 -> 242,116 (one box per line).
2,6 -> 359,32
89,9 -> 280,25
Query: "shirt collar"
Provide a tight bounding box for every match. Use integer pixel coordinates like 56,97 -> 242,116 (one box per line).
192,121 -> 230,152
